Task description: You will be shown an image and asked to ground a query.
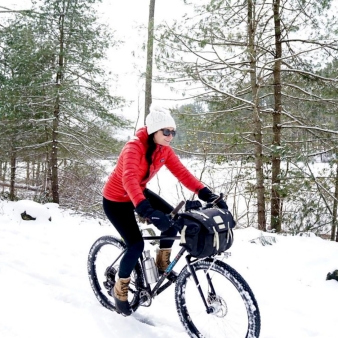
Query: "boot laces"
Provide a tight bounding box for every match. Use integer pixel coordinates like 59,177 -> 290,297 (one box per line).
164,251 -> 170,265
120,281 -> 129,297
115,279 -> 130,298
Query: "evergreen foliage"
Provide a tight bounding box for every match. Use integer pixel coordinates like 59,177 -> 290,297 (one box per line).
0,0 -> 129,212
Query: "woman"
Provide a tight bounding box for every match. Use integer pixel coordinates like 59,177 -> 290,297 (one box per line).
102,106 -> 226,316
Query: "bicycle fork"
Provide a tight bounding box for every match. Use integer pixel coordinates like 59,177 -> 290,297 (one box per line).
186,256 -> 216,314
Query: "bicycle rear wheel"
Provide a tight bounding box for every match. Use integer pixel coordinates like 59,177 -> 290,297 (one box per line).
175,258 -> 260,338
87,236 -> 143,312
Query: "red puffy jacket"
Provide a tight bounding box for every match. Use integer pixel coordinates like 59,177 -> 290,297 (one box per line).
103,127 -> 204,207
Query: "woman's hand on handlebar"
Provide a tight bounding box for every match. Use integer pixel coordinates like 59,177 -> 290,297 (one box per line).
135,200 -> 171,231
198,187 -> 228,209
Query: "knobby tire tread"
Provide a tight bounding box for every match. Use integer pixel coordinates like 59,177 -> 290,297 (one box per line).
87,235 -> 143,313
175,258 -> 261,338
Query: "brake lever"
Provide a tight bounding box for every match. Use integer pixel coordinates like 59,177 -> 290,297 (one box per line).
211,193 -> 224,207
170,200 -> 185,218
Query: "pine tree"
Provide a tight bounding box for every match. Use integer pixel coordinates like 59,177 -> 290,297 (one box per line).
0,0 -> 128,206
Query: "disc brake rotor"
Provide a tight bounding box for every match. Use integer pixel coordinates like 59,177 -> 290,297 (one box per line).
208,294 -> 228,317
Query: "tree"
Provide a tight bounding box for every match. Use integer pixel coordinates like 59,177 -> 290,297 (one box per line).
144,0 -> 156,120
271,0 -> 283,232
0,0 -> 128,207
0,19 -> 48,200
248,0 -> 266,231
155,0 -> 338,232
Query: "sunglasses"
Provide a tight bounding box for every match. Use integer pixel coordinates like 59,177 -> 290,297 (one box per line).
161,128 -> 176,137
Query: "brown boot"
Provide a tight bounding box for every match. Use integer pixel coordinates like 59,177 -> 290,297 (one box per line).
113,277 -> 132,316
156,248 -> 172,272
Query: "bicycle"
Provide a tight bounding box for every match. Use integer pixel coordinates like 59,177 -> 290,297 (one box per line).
87,200 -> 261,338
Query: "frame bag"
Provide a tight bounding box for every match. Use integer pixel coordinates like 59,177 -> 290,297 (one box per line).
177,208 -> 235,258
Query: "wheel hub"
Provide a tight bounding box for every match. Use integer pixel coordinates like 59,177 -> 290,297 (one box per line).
208,295 -> 228,317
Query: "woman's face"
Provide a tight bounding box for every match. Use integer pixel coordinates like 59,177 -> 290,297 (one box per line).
153,127 -> 175,146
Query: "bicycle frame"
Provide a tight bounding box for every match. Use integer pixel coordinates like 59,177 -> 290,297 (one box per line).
89,232 -> 261,337
89,197 -> 261,337
141,235 -> 184,297
124,235 -> 219,314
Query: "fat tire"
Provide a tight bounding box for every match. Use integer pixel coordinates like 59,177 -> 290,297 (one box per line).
175,258 -> 261,338
87,235 -> 143,312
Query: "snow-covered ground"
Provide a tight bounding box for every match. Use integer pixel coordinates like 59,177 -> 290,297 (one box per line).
1,198 -> 338,338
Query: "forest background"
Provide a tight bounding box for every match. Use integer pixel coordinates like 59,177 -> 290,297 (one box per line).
1,0 -> 338,241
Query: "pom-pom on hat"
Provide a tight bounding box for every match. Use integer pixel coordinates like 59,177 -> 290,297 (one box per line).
146,105 -> 176,135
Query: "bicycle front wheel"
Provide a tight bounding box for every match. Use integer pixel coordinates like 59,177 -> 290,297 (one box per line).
87,236 -> 143,312
175,258 -> 260,338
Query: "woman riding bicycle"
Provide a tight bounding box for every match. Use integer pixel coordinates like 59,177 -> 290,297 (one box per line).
102,105 -> 226,316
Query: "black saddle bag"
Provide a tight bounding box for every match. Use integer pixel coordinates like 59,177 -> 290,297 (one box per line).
176,207 -> 236,258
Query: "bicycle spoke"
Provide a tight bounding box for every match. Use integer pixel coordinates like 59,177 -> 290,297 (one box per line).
175,259 -> 260,338
87,236 -> 142,312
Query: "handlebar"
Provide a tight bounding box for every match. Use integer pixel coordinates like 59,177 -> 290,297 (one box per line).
211,193 -> 223,206
169,200 -> 185,218
169,193 -> 225,220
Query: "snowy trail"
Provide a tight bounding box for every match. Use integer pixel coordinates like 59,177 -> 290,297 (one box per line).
1,200 -> 338,338
0,203 -> 186,338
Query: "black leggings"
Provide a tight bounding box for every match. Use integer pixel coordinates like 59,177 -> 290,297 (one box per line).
102,189 -> 178,278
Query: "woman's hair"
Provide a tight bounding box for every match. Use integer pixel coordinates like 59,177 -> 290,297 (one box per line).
144,133 -> 156,179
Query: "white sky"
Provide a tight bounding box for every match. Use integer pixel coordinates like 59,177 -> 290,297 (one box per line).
3,0 -> 190,125
97,0 -> 191,123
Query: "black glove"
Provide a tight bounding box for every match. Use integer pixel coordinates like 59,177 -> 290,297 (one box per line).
135,199 -> 171,231
198,187 -> 228,209
185,200 -> 202,211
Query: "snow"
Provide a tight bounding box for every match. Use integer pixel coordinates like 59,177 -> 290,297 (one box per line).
1,197 -> 338,338
2,1 -> 337,335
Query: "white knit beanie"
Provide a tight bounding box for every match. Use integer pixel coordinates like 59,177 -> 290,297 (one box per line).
146,106 -> 176,135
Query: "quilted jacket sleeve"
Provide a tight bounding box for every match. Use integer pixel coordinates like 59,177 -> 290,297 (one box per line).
165,148 -> 204,194
121,142 -> 146,207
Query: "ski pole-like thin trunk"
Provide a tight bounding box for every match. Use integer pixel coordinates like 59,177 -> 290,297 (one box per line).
51,12 -> 65,204
144,0 -> 156,121
9,146 -> 16,201
248,0 -> 266,230
51,94 -> 60,203
332,161 -> 338,241
271,0 -> 282,232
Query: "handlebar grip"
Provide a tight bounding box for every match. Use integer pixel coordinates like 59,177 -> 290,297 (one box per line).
211,193 -> 224,206
170,200 -> 185,218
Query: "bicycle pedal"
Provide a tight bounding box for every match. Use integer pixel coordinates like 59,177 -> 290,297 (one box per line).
103,281 -> 115,297
103,280 -> 113,290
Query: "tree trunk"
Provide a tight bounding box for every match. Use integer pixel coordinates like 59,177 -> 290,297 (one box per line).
51,95 -> 60,203
144,0 -> 156,121
9,147 -> 16,201
248,0 -> 266,230
271,0 -> 282,232
332,161 -> 338,241
0,182 -> 42,192
26,160 -> 30,186
1,161 -> 7,193
51,12 -> 65,204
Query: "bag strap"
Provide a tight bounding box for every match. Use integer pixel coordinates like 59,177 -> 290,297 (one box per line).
180,225 -> 188,245
213,226 -> 219,250
190,210 -> 210,219
227,224 -> 233,243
